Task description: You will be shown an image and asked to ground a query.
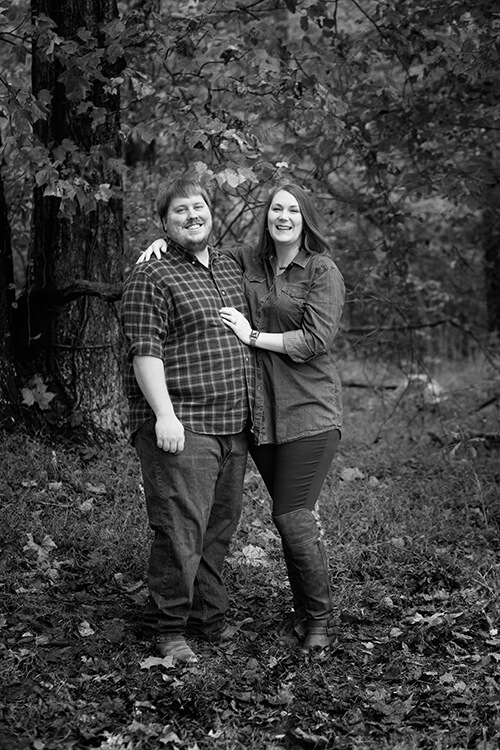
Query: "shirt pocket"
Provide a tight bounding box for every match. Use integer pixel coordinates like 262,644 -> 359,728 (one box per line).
279,283 -> 309,313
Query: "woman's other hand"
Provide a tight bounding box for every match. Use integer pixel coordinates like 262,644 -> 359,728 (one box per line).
136,238 -> 167,264
219,307 -> 253,345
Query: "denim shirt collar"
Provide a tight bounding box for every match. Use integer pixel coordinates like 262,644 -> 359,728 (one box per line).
269,247 -> 311,269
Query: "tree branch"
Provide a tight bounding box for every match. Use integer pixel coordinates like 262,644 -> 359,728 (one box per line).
37,280 -> 124,305
343,318 -> 466,335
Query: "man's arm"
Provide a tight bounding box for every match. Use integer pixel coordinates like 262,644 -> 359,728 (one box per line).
133,355 -> 185,453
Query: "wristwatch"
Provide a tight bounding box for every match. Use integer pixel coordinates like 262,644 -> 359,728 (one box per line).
249,330 -> 260,348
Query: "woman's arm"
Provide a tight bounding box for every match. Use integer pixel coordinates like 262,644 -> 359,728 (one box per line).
219,307 -> 285,353
219,262 -> 345,360
282,264 -> 345,362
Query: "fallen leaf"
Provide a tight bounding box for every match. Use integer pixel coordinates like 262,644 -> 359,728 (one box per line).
290,726 -> 328,746
23,533 -> 57,562
140,655 -> 175,669
114,573 -> 144,592
77,620 -> 95,637
78,499 -> 94,513
159,728 -> 181,744
234,544 -> 270,567
266,686 -> 294,705
340,467 -> 365,481
390,627 -> 404,638
84,482 -> 107,494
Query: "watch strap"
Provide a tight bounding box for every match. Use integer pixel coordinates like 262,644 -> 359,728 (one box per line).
249,330 -> 260,348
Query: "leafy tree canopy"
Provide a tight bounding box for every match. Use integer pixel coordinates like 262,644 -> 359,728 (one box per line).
0,0 -> 499,432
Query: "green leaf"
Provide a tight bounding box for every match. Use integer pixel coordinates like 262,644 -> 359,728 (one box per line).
215,167 -> 250,189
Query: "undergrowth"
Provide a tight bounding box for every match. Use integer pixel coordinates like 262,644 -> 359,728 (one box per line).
1,357 -> 499,750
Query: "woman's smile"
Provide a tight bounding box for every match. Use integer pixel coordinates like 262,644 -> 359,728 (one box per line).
267,189 -> 303,248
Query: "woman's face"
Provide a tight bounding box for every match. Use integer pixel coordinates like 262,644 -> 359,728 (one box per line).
267,190 -> 303,247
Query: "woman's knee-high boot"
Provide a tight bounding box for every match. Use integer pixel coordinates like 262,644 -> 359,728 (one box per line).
274,508 -> 335,652
276,559 -> 307,645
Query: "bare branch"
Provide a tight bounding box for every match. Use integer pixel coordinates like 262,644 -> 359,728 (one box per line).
37,280 -> 123,305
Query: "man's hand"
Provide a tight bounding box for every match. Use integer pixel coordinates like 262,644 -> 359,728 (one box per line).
155,413 -> 185,453
132,356 -> 185,452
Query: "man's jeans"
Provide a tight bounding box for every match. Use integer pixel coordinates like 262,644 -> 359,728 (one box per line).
134,418 -> 247,639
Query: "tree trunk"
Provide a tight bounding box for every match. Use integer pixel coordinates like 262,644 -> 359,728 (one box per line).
0,137 -> 18,431
24,0 -> 125,435
484,205 -> 500,334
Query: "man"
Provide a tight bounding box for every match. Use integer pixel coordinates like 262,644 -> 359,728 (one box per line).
120,176 -> 252,664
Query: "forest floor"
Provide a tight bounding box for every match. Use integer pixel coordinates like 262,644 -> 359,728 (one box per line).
1,356 -> 500,750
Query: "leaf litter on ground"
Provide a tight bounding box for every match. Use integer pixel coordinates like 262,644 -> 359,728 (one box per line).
1,372 -> 500,749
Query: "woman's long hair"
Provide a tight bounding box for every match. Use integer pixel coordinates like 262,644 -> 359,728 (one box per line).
255,183 -> 332,259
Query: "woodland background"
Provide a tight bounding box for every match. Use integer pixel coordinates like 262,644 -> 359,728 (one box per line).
0,0 -> 499,435
1,2 -> 500,749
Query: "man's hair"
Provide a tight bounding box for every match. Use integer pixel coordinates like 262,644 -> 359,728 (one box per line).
156,177 -> 212,220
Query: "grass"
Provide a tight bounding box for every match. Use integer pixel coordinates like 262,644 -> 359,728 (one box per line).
1,355 -> 499,750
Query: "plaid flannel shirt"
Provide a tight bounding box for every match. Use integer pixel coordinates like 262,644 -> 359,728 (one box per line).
121,239 -> 253,436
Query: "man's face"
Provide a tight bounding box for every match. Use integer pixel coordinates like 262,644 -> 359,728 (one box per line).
165,193 -> 212,254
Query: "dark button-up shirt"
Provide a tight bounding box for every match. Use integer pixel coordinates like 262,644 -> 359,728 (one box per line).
121,239 -> 252,437
226,245 -> 345,445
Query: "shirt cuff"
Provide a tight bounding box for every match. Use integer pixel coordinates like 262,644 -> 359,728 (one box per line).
283,330 -> 316,362
127,339 -> 163,361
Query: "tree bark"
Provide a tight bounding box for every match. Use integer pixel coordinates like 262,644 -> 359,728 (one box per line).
25,0 -> 126,435
0,137 -> 18,430
484,205 -> 500,334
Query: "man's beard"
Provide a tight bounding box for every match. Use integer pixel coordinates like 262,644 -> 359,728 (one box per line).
183,237 -> 209,254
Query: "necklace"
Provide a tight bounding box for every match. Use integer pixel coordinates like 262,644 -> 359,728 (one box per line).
276,252 -> 298,271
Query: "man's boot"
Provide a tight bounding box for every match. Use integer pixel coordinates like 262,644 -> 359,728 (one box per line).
274,508 -> 335,653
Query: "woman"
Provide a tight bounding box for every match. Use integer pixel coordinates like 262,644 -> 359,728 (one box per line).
141,184 -> 345,653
